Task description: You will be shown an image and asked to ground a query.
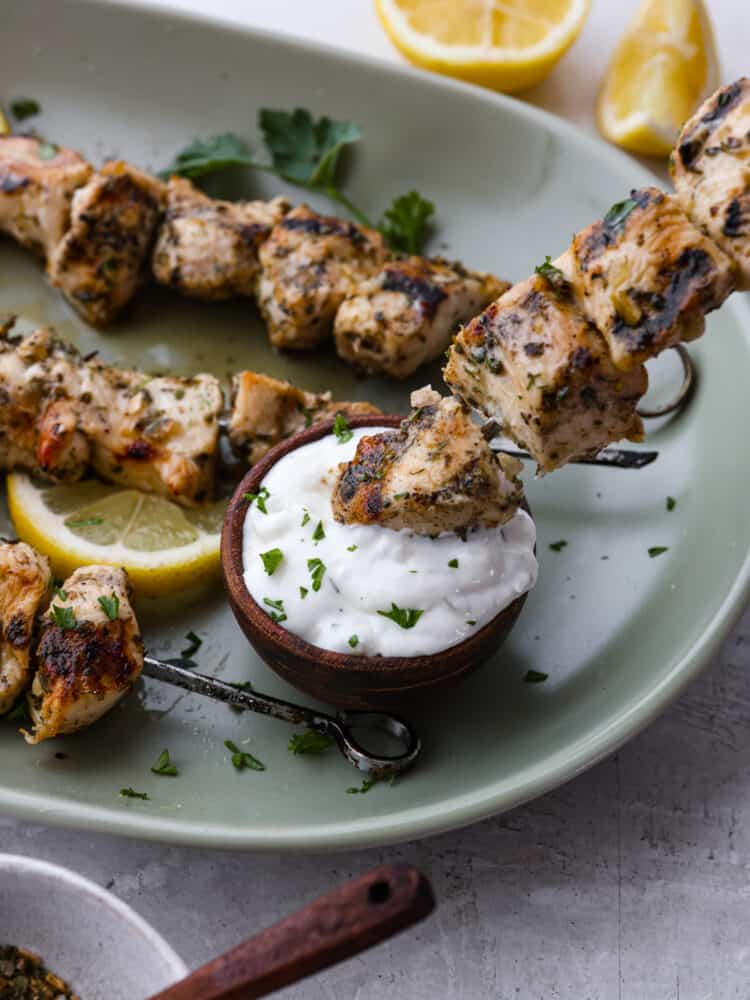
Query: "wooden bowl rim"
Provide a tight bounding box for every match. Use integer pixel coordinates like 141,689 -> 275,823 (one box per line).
221,414 -> 530,678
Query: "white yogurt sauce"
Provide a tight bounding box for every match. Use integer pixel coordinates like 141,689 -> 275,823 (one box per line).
242,427 -> 538,657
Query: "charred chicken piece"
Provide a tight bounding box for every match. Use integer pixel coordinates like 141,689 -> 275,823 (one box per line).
0,136 -> 92,258
334,256 -> 509,378
331,386 -> 523,535
569,186 -> 734,370
671,77 -> 750,290
24,565 -> 143,744
48,161 -> 165,326
152,177 -> 290,299
256,204 -> 388,349
228,369 -> 381,465
0,542 -> 51,716
444,258 -> 648,473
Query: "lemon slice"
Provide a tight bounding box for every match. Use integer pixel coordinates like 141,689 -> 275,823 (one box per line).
375,0 -> 590,93
6,474 -> 225,599
596,0 -> 719,156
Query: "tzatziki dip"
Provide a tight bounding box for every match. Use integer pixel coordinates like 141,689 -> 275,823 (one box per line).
242,427 -> 538,657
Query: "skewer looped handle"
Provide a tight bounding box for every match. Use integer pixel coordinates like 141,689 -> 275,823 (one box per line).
146,864 -> 435,1000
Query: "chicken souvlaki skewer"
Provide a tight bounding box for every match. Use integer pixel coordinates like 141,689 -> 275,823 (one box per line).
0,136 -> 506,379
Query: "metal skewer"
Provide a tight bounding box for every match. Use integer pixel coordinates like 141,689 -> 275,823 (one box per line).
143,655 -> 421,779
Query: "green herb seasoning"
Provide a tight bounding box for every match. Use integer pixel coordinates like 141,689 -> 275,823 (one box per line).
333,412 -> 353,443
666,496 -> 677,511
448,558 -> 459,569
534,255 -> 566,289
259,547 -> 284,575
120,787 -> 149,800
301,509 -> 311,527
288,730 -> 336,755
312,520 -> 326,542
262,597 -> 287,623
604,196 -> 638,230
50,605 -> 77,630
347,544 -> 357,552
10,98 -> 41,120
377,603 -> 424,629
97,593 -> 120,620
524,669 -> 549,684
549,539 -> 568,552
224,739 -> 266,772
648,546 -> 669,558
181,631 -> 202,658
348,634 -> 359,648
244,486 -> 270,514
151,749 -> 178,777
347,776 -> 380,794
299,586 -> 309,599
307,558 -> 326,592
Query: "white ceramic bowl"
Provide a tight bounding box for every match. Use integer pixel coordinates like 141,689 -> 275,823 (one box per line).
0,853 -> 188,999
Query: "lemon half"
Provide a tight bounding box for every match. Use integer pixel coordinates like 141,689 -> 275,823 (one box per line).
7,474 -> 225,599
375,0 -> 590,93
596,0 -> 719,157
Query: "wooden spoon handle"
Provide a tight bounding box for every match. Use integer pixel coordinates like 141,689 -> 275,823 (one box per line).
148,864 -> 434,1000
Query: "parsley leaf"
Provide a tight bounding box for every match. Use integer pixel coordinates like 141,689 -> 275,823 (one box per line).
347,776 -> 381,794
524,669 -> 549,684
348,634 -> 359,648
50,605 -> 77,630
648,546 -> 669,558
288,729 -> 336,755
53,585 -> 67,601
120,787 -> 149,800
534,255 -> 567,290
604,196 -> 638,231
379,189 -> 435,255
159,132 -> 253,180
448,558 -> 459,569
333,412 -> 353,443
259,108 -> 362,188
244,486 -> 270,514
299,585 -> 309,599
377,603 -> 424,629
666,496 -> 677,511
224,739 -> 265,772
549,540 -> 568,552
262,596 -> 287,623
307,557 -> 326,592
151,748 -> 179,777
260,547 -> 284,575
11,98 -> 41,121
312,520 -> 325,543
181,631 -> 202,658
347,544 -> 357,552
301,509 -> 311,527
97,593 -> 120,621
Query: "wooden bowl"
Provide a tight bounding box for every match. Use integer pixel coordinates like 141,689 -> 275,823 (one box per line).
221,415 -> 531,710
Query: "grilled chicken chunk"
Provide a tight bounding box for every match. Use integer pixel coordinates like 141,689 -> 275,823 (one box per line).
0,542 -> 51,716
0,137 -> 92,258
228,369 -> 381,465
24,565 -> 142,744
256,204 -> 388,349
153,178 -> 290,299
332,386 -> 522,534
569,187 -> 734,370
672,77 -> 750,290
334,256 -> 509,378
48,161 -> 165,326
444,260 -> 648,472
0,322 -> 222,503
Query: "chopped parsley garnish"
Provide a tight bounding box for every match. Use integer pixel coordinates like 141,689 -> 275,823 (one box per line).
97,593 -> 120,620
299,585 -> 309,599
181,631 -> 202,658
10,97 -> 41,120
648,546 -> 669,558
347,544 -> 357,552
120,787 -> 149,800
301,509 -> 311,527
549,539 -> 568,552
524,669 -> 549,684
378,189 -> 435,255
604,196 -> 638,230
377,603 -> 424,629
244,486 -> 270,513
262,596 -> 287,623
333,412 -> 353,443
312,520 -> 326,542
260,547 -> 284,575
50,605 -> 77,630
288,729 -> 336,755
448,558 -> 459,568
224,739 -> 266,771
159,131 -> 254,180
37,142 -> 58,160
666,496 -> 677,511
53,585 -> 67,601
307,557 -> 326,592
534,255 -> 566,288
151,748 -> 178,777
466,619 -> 477,626
65,516 -> 104,528
347,776 -> 380,794
348,634 -> 359,648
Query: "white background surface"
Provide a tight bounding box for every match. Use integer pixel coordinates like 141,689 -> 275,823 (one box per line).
6,2 -> 750,998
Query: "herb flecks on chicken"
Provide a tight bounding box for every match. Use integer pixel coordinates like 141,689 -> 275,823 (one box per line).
152,176 -> 291,300
331,386 -> 523,535
24,564 -> 143,744
671,77 -> 750,290
444,259 -> 648,474
229,369 -> 381,465
256,204 -> 388,349
0,542 -> 51,715
334,255 -> 509,379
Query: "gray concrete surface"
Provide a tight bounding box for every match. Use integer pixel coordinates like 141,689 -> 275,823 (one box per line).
4,603 -> 750,999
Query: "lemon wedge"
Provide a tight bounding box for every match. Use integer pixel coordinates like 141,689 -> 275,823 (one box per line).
6,474 -> 225,599
596,0 -> 719,156
375,0 -> 590,93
